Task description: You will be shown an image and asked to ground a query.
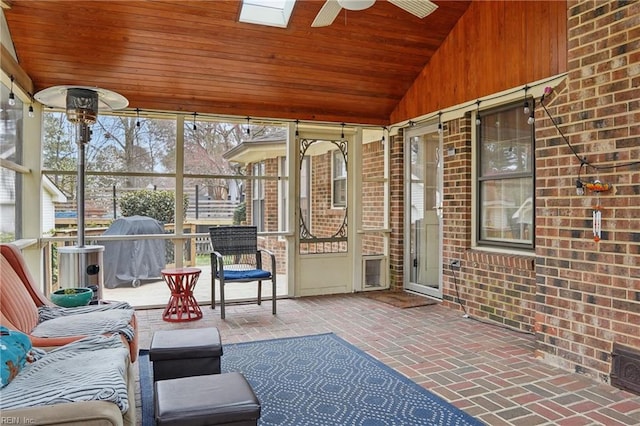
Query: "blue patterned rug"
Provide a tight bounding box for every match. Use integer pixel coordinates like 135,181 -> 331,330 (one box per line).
139,333 -> 483,425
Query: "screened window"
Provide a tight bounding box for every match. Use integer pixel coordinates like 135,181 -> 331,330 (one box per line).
477,102 -> 534,249
332,149 -> 346,208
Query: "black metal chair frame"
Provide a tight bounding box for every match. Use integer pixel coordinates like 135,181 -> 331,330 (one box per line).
209,226 -> 276,319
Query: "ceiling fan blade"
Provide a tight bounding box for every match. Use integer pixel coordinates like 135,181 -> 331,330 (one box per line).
312,0 -> 343,27
388,0 -> 438,19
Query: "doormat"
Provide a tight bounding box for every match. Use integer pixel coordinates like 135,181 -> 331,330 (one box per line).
363,290 -> 439,308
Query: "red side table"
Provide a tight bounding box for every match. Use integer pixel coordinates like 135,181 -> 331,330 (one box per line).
161,267 -> 203,322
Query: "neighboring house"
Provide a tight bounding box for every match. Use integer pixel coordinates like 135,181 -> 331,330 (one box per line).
0,166 -> 16,236
42,176 -> 67,235
0,169 -> 66,236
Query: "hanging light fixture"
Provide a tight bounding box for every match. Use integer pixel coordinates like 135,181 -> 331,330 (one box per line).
341,123 -> 345,139
523,85 -> 530,115
136,108 -> 141,128
437,111 -> 443,134
295,119 -> 299,137
28,94 -> 35,118
8,76 -> 15,106
245,117 -> 251,136
192,112 -> 197,131
475,100 -> 481,126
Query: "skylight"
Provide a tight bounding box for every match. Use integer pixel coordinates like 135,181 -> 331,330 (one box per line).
239,0 -> 296,28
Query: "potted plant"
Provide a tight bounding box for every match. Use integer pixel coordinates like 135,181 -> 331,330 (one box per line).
50,287 -> 94,308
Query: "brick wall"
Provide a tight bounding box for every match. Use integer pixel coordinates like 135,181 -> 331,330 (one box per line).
310,151 -> 347,239
244,158 -> 287,274
361,140 -> 385,255
440,116 -> 538,333
389,129 -> 405,290
534,0 -> 640,379
264,158 -> 279,232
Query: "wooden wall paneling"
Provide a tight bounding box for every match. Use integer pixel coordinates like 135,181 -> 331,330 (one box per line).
390,1 -> 568,123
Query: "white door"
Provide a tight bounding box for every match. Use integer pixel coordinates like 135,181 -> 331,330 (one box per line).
405,125 -> 443,298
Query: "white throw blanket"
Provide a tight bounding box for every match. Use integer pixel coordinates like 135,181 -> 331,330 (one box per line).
38,301 -> 132,321
32,309 -> 136,343
0,335 -> 130,413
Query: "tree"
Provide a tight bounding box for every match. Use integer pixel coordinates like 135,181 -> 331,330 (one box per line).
180,120 -> 284,201
42,113 -> 78,197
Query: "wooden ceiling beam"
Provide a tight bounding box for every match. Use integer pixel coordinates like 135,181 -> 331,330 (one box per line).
1,44 -> 33,96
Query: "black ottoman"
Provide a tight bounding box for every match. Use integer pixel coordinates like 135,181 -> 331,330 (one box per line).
155,372 -> 261,426
149,327 -> 222,381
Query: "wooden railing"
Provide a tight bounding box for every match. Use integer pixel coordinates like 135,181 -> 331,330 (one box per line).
55,200 -> 239,223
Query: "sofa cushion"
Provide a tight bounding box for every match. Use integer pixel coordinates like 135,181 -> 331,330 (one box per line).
218,269 -> 271,280
0,326 -> 33,388
0,335 -> 130,413
0,256 -> 40,334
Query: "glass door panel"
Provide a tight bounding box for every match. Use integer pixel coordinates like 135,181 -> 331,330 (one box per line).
406,128 -> 442,297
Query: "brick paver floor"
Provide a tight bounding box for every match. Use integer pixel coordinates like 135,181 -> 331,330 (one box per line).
134,294 -> 640,425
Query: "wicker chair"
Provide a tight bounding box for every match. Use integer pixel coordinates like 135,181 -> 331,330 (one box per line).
208,226 -> 276,319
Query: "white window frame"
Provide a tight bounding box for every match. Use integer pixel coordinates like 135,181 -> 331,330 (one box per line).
475,101 -> 535,251
252,161 -> 265,231
332,149 -> 347,208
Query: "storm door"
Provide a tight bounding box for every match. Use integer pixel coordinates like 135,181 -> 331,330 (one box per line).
405,125 -> 443,298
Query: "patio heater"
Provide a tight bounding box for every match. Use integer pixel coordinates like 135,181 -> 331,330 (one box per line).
35,85 -> 128,302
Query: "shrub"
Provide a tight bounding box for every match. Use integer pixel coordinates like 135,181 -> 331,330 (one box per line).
233,202 -> 246,225
119,190 -> 188,224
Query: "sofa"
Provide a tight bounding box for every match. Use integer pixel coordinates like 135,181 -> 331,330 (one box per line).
0,330 -> 137,426
0,244 -> 139,425
0,243 -> 139,362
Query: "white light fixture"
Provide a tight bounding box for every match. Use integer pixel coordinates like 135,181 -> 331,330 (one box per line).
528,112 -> 535,125
8,76 -> 15,106
338,0 -> 375,11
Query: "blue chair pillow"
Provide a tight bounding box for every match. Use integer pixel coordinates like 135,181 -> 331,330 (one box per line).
219,269 -> 271,280
0,326 -> 33,388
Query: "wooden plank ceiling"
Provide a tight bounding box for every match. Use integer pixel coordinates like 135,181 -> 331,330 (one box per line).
4,0 -> 470,125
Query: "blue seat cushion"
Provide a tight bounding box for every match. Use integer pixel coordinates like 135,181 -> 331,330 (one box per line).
220,269 -> 271,280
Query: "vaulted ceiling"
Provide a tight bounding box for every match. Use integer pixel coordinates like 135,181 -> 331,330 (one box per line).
3,0 -> 470,125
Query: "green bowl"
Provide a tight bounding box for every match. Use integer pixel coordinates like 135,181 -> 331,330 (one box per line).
51,287 -> 94,308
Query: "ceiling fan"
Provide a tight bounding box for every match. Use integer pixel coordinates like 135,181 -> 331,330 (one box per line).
311,0 -> 438,27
